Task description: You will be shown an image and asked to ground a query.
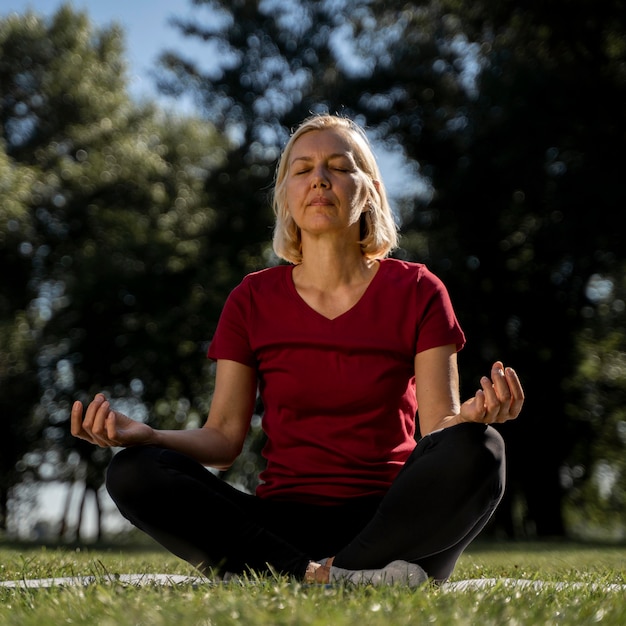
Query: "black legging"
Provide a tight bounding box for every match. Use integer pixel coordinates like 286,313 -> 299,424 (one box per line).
106,422 -> 505,582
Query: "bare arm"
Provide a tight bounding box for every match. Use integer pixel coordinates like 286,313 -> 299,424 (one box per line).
71,359 -> 257,470
414,345 -> 524,436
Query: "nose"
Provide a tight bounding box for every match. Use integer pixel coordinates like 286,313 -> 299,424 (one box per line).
311,172 -> 329,188
310,164 -> 330,188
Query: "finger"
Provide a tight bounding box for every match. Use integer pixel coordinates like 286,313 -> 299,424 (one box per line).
505,367 -> 525,418
92,410 -> 117,447
462,388 -> 487,422
105,411 -> 120,443
92,398 -> 111,434
480,375 -> 501,420
491,362 -> 511,402
70,401 -> 89,439
491,362 -> 513,422
82,393 -> 106,432
474,389 -> 487,421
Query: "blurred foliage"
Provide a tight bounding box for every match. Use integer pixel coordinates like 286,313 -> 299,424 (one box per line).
158,0 -> 626,537
564,267 -> 626,539
0,148 -> 40,530
0,6 -> 227,535
400,0 -> 626,538
1,0 -> 625,540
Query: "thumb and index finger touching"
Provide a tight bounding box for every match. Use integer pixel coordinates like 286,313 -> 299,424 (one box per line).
480,361 -> 525,422
71,393 -> 118,446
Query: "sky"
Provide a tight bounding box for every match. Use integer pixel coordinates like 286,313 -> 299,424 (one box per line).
2,0 -> 431,539
2,0 -> 204,110
3,0 -> 432,201
2,0 -> 206,539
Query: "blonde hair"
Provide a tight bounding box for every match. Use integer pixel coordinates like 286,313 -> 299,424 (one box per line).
272,114 -> 398,264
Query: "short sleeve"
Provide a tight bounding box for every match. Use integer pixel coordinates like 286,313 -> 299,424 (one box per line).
206,279 -> 257,367
414,267 -> 466,354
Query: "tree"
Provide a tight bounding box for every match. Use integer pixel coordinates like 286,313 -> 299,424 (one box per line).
4,0 -> 624,539
398,0 -> 626,536
0,5 -> 225,537
564,267 -> 626,539
0,148 -> 40,531
156,0 -> 461,493
160,0 -> 626,536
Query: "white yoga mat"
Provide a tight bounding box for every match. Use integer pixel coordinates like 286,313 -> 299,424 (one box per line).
2,574 -> 625,592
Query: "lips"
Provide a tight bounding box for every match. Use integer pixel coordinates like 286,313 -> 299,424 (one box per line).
309,196 -> 333,206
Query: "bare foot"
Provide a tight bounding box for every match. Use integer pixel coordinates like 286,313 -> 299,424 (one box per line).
304,557 -> 334,583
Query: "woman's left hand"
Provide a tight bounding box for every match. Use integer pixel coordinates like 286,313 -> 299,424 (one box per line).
459,361 -> 524,425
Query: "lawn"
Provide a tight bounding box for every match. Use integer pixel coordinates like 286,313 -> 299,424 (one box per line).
1,540 -> 624,625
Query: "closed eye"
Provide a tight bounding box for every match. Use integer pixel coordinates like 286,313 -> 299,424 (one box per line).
329,159 -> 356,172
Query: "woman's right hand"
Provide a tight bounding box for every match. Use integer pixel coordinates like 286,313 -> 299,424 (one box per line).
71,393 -> 155,448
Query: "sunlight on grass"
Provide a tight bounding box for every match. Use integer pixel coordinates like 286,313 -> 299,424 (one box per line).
1,541 -> 625,625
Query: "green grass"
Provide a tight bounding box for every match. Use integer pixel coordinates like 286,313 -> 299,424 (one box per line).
1,540 -> 625,625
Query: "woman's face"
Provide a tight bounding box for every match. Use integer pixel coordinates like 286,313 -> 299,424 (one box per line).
284,129 -> 368,241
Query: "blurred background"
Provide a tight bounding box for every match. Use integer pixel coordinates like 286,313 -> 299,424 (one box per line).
1,0 -> 624,544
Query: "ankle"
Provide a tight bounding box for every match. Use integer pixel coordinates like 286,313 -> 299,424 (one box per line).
304,557 -> 334,584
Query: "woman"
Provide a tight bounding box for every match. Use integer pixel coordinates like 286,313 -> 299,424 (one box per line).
71,114 -> 524,586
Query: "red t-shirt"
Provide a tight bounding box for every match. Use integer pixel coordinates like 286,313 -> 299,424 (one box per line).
207,258 -> 465,504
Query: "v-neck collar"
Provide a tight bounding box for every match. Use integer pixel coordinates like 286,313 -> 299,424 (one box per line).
286,260 -> 384,322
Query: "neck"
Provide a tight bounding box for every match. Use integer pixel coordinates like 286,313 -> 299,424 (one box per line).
292,247 -> 380,320
297,239 -> 375,289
